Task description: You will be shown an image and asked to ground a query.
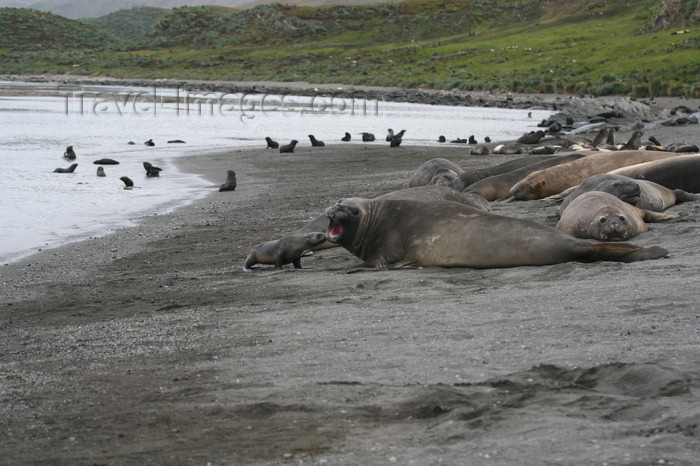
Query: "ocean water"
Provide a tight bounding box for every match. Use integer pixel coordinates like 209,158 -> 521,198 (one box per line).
0,81 -> 552,264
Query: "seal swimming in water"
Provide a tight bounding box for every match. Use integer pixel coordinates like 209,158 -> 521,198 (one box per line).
556,191 -> 679,241
53,163 -> 77,173
96,166 -> 106,177
94,158 -> 120,165
243,232 -> 326,272
144,139 -> 155,147
219,170 -> 237,192
279,140 -> 299,153
309,135 -> 325,147
265,137 -> 279,149
63,145 -> 76,160
324,198 -> 668,271
120,176 -> 134,189
143,162 -> 162,177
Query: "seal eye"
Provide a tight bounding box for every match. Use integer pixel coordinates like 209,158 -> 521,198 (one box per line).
618,215 -> 626,223
350,208 -> 359,215
599,217 -> 607,224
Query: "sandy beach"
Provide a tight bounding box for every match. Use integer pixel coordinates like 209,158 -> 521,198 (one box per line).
1,93 -> 699,464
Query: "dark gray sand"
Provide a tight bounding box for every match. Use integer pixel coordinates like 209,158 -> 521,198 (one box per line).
1,113 -> 699,464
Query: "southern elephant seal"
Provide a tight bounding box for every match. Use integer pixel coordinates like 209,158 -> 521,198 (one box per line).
508,150 -> 679,200
458,154 -> 560,187
408,158 -> 464,189
608,154 -> 700,192
297,185 -> 491,250
463,153 -> 587,201
324,198 -> 668,271
556,191 -> 679,241
243,232 -> 326,272
555,174 -> 698,214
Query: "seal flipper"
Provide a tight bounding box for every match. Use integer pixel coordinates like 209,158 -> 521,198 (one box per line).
672,189 -> 700,203
581,243 -> 668,263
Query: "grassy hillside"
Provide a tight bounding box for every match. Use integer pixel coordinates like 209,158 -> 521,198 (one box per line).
0,0 -> 698,97
81,6 -> 169,42
0,7 -> 114,51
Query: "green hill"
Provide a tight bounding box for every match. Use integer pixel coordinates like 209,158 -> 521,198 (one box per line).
0,0 -> 698,97
0,7 -> 114,51
81,6 -> 169,42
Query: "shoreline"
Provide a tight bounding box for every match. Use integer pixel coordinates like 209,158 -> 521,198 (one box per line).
1,87 -> 699,463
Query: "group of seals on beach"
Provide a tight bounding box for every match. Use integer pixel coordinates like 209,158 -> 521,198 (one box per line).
265,128 -> 407,153
245,124 -> 700,272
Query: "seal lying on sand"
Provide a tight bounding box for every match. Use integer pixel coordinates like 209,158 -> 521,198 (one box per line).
408,158 -> 464,190
609,154 -> 700,192
508,150 -> 679,200
554,174 -> 699,213
325,198 -> 668,271
243,232 -> 326,272
556,191 -> 679,241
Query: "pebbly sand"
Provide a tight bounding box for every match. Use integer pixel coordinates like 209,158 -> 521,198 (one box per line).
1,99 -> 699,465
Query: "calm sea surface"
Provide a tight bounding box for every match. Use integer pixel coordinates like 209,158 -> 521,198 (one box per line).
0,81 -> 552,264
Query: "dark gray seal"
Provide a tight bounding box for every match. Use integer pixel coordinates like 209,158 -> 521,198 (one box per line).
265,137 -> 279,149
556,191 -> 679,241
324,198 -> 668,271
219,170 -> 237,192
63,145 -> 76,160
120,176 -> 134,189
309,135 -> 325,147
342,132 -> 351,142
144,139 -> 155,146
243,232 -> 326,272
94,158 -> 120,165
279,140 -> 299,153
516,130 -> 545,145
408,158 -> 464,189
96,166 -> 106,177
143,162 -> 162,177
362,132 -> 375,142
53,163 -> 77,173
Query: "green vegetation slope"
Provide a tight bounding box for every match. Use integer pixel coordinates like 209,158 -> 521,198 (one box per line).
0,0 -> 698,97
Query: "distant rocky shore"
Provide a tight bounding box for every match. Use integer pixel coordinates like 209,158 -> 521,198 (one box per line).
3,73 -> 698,133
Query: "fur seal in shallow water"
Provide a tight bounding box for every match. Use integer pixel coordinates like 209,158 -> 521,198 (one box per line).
96,166 -> 106,177
243,232 -> 326,272
94,158 -> 120,165
120,176 -> 134,189
324,198 -> 668,271
63,146 -> 76,160
143,162 -> 162,177
556,191 -> 679,241
219,170 -> 237,192
53,163 -> 77,173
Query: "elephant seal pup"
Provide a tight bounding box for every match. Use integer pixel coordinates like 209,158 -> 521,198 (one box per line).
463,153 -> 587,201
609,154 -> 700,192
555,174 -> 699,213
325,198 -> 668,271
508,150 -> 678,200
53,163 -> 78,173
219,170 -> 237,192
408,158 -> 464,188
556,191 -> 679,241
243,232 -> 326,272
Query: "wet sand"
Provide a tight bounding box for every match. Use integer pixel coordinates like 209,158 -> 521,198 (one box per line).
1,111 -> 699,464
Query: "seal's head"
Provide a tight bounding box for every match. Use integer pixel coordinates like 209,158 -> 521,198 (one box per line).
326,198 -> 361,245
595,210 -> 631,241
